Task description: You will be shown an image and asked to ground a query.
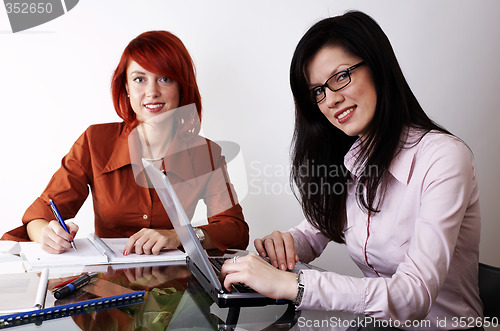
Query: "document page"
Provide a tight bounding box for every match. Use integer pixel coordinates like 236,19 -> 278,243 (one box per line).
19,238 -> 108,267
20,234 -> 186,268
0,272 -> 43,313
98,237 -> 186,263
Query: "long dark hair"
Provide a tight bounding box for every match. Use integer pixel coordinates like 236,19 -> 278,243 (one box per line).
290,11 -> 450,243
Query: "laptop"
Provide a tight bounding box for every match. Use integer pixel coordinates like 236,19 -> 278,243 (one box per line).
142,159 -> 320,308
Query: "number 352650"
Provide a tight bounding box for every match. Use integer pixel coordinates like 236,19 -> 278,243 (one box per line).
5,2 -> 53,14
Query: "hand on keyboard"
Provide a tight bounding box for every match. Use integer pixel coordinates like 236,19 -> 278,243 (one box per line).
254,230 -> 299,271
219,252 -> 299,301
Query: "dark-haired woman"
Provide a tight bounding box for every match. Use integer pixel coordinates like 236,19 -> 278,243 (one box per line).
221,11 -> 482,329
3,31 -> 249,255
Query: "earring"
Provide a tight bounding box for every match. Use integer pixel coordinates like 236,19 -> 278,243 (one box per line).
127,94 -> 130,98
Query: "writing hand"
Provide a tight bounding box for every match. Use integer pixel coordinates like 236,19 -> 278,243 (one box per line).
123,228 -> 180,255
40,220 -> 79,254
254,230 -> 299,271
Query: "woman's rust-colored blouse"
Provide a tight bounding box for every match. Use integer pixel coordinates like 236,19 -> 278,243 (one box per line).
20,122 -> 249,251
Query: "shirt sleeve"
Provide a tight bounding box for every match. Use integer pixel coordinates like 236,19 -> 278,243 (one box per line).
199,151 -> 249,251
22,129 -> 92,227
288,219 -> 330,263
296,137 -> 478,322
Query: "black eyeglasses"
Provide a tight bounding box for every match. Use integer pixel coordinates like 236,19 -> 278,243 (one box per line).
309,61 -> 365,104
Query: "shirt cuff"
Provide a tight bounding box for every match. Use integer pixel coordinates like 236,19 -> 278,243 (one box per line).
296,269 -> 366,313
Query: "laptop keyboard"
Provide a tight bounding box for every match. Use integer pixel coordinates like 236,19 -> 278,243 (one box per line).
209,257 -> 256,293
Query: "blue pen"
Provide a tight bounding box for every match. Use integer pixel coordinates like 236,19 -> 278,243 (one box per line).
49,199 -> 77,250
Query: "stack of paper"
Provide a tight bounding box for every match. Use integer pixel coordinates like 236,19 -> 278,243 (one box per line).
19,233 -> 186,268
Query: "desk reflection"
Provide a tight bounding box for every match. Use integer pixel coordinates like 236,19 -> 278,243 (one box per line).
70,263 -> 191,330
75,264 -> 299,330
34,264 -> 359,330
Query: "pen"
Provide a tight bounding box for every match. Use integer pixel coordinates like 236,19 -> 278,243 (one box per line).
49,199 -> 77,250
53,272 -> 98,300
52,276 -> 80,289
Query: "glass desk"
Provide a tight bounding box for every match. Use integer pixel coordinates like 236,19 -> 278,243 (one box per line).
1,263 -> 360,331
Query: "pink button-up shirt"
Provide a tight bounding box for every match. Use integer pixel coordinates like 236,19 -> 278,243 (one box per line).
289,131 -> 482,330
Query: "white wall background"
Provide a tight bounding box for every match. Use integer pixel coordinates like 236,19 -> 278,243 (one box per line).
1,0 -> 499,278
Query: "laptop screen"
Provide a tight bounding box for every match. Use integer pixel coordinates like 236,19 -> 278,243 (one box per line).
142,159 -> 222,291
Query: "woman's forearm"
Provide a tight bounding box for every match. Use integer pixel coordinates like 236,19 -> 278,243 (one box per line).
26,218 -> 49,242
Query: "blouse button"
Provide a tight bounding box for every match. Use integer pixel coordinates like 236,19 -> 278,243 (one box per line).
143,214 -> 148,220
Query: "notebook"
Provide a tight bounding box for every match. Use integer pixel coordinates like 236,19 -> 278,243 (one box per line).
143,159 -> 320,308
0,269 -> 48,314
20,234 -> 186,268
0,273 -> 145,328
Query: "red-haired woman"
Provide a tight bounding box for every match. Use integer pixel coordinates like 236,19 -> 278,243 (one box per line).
4,31 -> 249,254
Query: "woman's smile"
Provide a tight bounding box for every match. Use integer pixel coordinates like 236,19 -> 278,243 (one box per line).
126,60 -> 180,122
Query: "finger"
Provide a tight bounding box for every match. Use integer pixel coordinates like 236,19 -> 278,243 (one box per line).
41,241 -> 66,254
151,266 -> 162,277
47,232 -> 71,247
135,232 -> 152,255
142,267 -> 153,278
141,239 -> 154,255
220,256 -> 259,292
133,267 -> 143,280
123,237 -> 137,256
272,237 -> 289,271
134,241 -> 144,255
220,257 -> 241,279
47,229 -> 73,249
123,268 -> 136,282
263,238 -> 279,268
150,267 -> 167,285
42,246 -> 65,254
223,273 -> 237,292
124,229 -> 147,255
50,239 -> 71,252
48,221 -> 73,242
282,233 -> 297,270
66,222 -> 79,237
151,241 -> 164,255
254,238 -> 268,258
221,267 -> 245,292
44,233 -> 70,254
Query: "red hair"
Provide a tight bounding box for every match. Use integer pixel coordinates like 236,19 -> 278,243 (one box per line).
111,31 -> 202,126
